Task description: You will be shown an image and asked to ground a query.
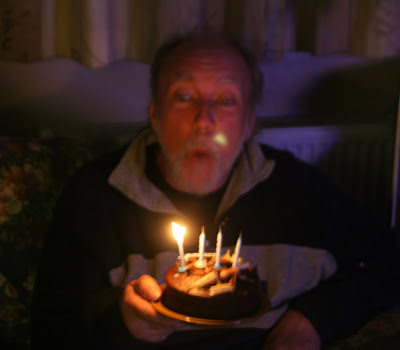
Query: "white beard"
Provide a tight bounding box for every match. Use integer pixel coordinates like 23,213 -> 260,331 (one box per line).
152,121 -> 244,195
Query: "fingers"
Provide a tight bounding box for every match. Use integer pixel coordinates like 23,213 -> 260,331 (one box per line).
134,275 -> 162,301
120,275 -> 182,342
125,281 -> 159,319
133,276 -> 182,328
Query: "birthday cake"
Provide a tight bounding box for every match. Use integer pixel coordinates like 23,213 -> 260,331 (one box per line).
162,250 -> 263,320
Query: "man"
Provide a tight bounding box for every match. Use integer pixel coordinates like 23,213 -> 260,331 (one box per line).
31,35 -> 399,350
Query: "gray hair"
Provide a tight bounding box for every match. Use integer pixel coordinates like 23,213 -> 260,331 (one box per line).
150,34 -> 264,106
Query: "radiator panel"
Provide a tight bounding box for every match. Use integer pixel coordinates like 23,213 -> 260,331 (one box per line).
255,124 -> 395,225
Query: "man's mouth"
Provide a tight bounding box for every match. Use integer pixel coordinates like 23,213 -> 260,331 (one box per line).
189,148 -> 213,159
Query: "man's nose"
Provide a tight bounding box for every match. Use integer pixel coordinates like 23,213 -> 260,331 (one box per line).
194,99 -> 215,131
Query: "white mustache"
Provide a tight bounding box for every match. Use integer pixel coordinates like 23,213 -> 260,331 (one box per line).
182,136 -> 219,155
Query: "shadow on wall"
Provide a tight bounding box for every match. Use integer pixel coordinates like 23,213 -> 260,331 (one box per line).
300,56 -> 400,123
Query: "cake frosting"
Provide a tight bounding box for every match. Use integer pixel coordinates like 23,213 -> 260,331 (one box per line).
162,250 -> 263,319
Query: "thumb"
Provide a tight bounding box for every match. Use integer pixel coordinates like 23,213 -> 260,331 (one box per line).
134,275 -> 162,301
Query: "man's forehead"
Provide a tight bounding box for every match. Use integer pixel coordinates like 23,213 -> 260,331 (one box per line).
168,40 -> 245,64
169,71 -> 242,84
160,40 -> 251,83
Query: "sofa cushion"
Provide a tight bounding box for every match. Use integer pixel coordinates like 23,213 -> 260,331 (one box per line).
0,136 -> 129,349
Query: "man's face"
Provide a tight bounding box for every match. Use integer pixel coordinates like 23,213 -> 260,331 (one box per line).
150,40 -> 255,195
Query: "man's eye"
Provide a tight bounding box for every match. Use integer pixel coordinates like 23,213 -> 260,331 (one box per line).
218,98 -> 235,106
175,94 -> 192,103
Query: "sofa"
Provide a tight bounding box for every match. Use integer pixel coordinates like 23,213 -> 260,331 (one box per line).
1,130 -> 400,349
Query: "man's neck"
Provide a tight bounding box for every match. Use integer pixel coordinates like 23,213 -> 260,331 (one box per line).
145,144 -> 227,246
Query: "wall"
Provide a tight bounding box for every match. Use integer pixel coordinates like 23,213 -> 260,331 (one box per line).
1,52 -> 399,136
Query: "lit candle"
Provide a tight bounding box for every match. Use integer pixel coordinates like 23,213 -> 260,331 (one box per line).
214,227 -> 223,268
195,226 -> 207,268
172,222 -> 186,271
232,233 -> 242,267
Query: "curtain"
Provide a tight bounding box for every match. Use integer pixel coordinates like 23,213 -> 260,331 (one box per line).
1,0 -> 400,68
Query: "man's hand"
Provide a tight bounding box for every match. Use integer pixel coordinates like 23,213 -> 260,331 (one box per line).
263,310 -> 321,350
120,275 -> 182,342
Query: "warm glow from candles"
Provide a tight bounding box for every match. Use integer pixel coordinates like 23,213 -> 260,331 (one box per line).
172,222 -> 186,244
172,222 -> 186,270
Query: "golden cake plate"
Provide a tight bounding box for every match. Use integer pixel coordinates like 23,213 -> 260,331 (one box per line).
152,283 -> 270,326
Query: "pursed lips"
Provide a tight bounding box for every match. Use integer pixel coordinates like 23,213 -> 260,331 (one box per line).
188,147 -> 215,159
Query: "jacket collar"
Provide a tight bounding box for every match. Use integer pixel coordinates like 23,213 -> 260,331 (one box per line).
108,127 -> 275,220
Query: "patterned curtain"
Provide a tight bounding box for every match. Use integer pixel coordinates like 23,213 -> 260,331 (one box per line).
1,0 -> 400,68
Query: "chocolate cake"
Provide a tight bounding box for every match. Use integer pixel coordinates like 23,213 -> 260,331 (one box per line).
162,250 -> 263,320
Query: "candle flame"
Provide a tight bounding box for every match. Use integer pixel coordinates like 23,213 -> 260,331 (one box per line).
172,222 -> 186,244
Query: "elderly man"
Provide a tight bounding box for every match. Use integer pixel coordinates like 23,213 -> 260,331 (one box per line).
31,35 -> 399,350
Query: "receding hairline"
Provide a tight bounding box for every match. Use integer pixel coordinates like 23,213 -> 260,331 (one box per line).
164,38 -> 251,67
150,34 -> 264,105
161,41 -> 253,90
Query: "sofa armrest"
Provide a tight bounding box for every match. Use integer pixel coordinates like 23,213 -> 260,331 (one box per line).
0,136 -> 131,349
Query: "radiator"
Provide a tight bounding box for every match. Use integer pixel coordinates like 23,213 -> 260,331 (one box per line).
255,123 -> 396,226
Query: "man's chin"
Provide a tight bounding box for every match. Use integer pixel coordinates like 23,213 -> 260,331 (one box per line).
165,156 -> 232,194
173,171 -> 226,195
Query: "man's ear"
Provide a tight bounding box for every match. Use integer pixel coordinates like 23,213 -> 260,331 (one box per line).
244,107 -> 256,141
149,100 -> 156,130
